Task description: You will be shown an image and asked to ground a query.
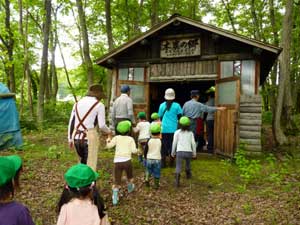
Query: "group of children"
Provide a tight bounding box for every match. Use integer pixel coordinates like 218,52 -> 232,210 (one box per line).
0,112 -> 196,225
105,111 -> 197,205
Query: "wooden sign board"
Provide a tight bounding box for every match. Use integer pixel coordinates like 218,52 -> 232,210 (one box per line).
160,38 -> 201,58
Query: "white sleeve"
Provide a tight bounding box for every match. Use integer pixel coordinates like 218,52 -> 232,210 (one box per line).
97,103 -> 111,133
68,104 -> 76,142
171,131 -> 178,155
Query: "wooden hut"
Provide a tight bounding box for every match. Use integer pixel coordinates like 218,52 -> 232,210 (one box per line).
96,14 -> 281,157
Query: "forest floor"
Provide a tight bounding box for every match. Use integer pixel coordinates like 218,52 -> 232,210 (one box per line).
1,126 -> 300,225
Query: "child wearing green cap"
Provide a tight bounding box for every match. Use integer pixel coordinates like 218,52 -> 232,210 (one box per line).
144,123 -> 162,189
56,163 -> 110,225
133,111 -> 151,165
0,155 -> 35,225
171,116 -> 196,187
150,112 -> 162,138
106,120 -> 138,205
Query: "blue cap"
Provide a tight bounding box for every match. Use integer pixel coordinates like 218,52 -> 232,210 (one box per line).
121,85 -> 130,93
190,90 -> 199,96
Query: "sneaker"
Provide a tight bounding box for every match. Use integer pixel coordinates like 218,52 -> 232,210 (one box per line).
112,189 -> 119,206
127,183 -> 135,193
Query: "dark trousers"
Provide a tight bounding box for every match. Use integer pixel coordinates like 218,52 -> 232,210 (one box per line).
206,120 -> 214,153
161,133 -> 174,157
74,139 -> 88,164
161,133 -> 174,167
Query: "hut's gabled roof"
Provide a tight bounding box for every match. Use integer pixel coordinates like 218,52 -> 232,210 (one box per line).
96,14 -> 281,83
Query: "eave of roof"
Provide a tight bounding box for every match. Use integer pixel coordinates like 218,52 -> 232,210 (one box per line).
95,15 -> 282,66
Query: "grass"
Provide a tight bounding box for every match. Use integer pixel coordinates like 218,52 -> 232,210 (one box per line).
1,126 -> 300,224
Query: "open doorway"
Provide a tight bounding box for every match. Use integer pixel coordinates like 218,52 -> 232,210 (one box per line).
149,80 -> 215,114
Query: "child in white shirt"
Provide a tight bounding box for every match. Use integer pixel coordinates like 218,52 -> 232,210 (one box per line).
144,123 -> 162,189
106,120 -> 138,205
171,116 -> 196,188
133,112 -> 150,165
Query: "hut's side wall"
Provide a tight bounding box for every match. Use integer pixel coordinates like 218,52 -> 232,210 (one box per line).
239,94 -> 262,153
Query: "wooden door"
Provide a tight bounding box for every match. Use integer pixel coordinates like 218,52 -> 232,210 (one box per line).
214,77 -> 240,157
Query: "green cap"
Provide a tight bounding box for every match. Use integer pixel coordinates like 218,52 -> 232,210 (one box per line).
150,123 -> 161,134
206,86 -> 215,93
179,116 -> 190,126
138,112 -> 146,119
151,112 -> 159,120
116,120 -> 131,134
0,156 -> 22,186
5,155 -> 22,171
64,164 -> 99,188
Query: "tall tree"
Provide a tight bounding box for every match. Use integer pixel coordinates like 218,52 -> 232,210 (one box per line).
151,0 -> 159,27
48,4 -> 61,101
76,0 -> 94,86
105,0 -> 114,106
220,0 -> 237,33
274,0 -> 294,145
0,0 -> 15,92
37,0 -> 52,123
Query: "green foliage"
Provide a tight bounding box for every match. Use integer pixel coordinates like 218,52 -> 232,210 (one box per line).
262,111 -> 273,125
234,143 -> 262,185
264,153 -> 290,185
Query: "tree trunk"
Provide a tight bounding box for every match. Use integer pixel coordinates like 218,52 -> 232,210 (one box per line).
133,0 -> 144,33
71,7 -> 84,64
221,0 -> 237,33
274,0 -> 294,145
0,0 -> 15,92
49,5 -> 60,101
189,0 -> 198,20
151,0 -> 159,27
268,0 -> 280,143
105,0 -> 114,51
105,0 -> 114,107
76,0 -> 94,86
25,9 -> 34,119
37,0 -> 52,123
250,0 -> 262,40
19,0 -> 25,115
57,33 -> 77,102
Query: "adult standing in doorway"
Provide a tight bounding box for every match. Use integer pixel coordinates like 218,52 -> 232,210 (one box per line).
158,88 -> 182,168
111,85 -> 135,130
182,89 -> 225,153
205,86 -> 216,154
68,84 -> 111,171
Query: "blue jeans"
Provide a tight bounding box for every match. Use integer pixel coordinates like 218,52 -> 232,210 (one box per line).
146,159 -> 161,179
175,151 -> 193,174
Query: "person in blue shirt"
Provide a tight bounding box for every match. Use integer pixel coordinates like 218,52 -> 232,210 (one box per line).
158,88 -> 182,168
182,89 -> 225,153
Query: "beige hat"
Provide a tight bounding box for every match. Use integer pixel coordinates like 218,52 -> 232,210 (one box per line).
164,88 -> 175,100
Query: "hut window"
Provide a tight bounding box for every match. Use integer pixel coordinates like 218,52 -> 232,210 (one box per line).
220,61 -> 241,78
118,67 -> 144,81
217,81 -> 237,104
127,84 -> 145,103
241,60 -> 255,95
